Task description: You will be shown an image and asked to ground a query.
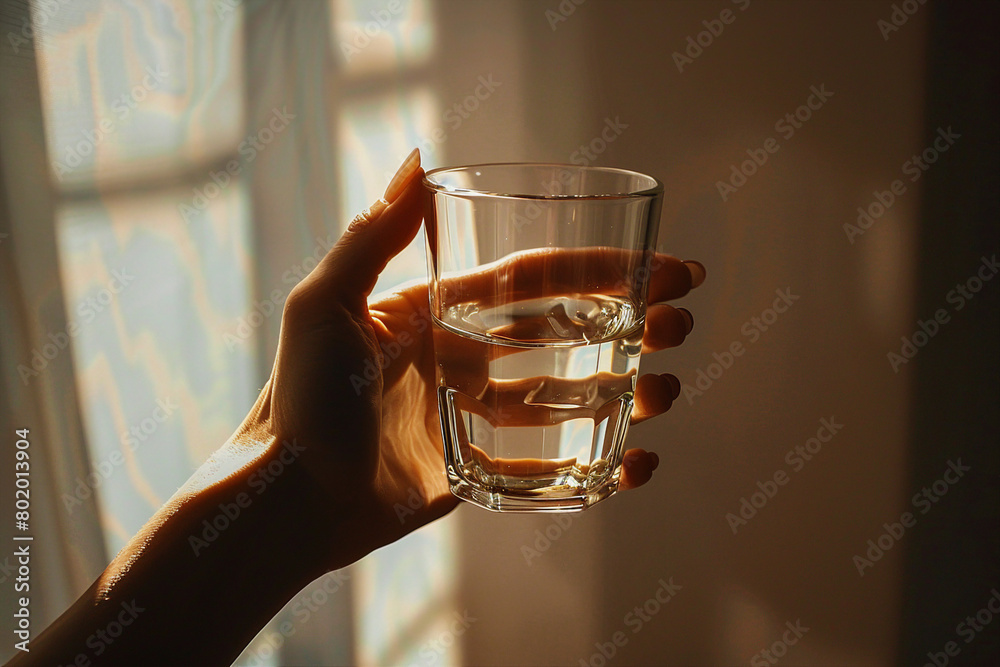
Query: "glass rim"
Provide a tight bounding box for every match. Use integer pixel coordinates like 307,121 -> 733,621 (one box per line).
422,162 -> 664,200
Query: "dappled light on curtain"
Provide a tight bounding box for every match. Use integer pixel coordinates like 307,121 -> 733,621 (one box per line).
339,88 -> 439,294
29,0 -> 458,663
331,1 -> 461,666
34,0 -> 254,553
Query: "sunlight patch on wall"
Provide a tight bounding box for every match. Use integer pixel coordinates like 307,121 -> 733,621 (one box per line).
331,0 -> 434,75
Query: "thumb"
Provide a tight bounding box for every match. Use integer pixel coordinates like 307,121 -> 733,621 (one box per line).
304,148 -> 426,311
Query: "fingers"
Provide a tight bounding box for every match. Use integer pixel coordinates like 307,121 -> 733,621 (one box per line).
631,372 -> 680,424
646,256 -> 696,303
434,250 -> 705,312
619,449 -> 660,490
443,368 -> 681,428
460,444 -> 659,491
684,260 -> 706,288
446,371 -> 637,428
641,304 -> 693,353
290,148 -> 426,314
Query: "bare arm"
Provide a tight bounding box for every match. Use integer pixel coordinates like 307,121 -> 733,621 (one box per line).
5,149 -> 690,666
7,433 -> 337,667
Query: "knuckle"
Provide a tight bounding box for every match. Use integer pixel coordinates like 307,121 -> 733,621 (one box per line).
284,282 -> 317,318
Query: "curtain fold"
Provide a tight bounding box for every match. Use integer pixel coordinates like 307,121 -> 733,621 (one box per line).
0,2 -> 107,657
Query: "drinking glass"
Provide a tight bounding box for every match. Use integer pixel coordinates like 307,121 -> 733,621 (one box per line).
423,163 -> 663,512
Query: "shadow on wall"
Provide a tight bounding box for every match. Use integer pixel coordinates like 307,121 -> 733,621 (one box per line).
900,2 -> 1000,666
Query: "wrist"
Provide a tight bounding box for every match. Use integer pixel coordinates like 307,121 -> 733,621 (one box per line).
241,434 -> 334,580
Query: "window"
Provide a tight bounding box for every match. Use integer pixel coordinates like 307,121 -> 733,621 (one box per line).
30,0 -> 458,664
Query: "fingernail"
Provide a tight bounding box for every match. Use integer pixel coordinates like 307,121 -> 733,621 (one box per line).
383,148 -> 421,203
677,308 -> 694,334
623,450 -> 640,469
684,260 -> 706,288
649,452 -> 660,471
661,373 -> 681,400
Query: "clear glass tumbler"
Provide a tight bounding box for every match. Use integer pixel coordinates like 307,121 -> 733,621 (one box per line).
423,163 -> 663,512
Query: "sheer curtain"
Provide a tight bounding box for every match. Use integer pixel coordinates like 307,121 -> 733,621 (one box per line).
1,1 -> 458,665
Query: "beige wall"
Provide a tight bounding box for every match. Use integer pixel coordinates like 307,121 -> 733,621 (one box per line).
433,1 -> 927,664
0,1 -> 931,665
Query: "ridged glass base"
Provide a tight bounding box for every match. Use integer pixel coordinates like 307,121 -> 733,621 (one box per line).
447,470 -> 621,512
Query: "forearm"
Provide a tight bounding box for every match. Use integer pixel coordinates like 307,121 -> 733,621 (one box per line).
7,436 -> 329,667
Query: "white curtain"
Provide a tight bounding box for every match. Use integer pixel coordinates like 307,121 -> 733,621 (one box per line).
1,1 -> 459,665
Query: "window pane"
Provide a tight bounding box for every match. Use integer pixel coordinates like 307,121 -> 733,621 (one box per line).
338,87 -> 438,294
331,0 -> 434,75
56,182 -> 256,552
35,0 -> 245,190
353,524 -> 459,667
339,87 -> 461,666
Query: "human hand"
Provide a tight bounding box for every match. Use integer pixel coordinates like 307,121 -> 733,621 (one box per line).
6,150 -> 705,667
240,149 -> 706,570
